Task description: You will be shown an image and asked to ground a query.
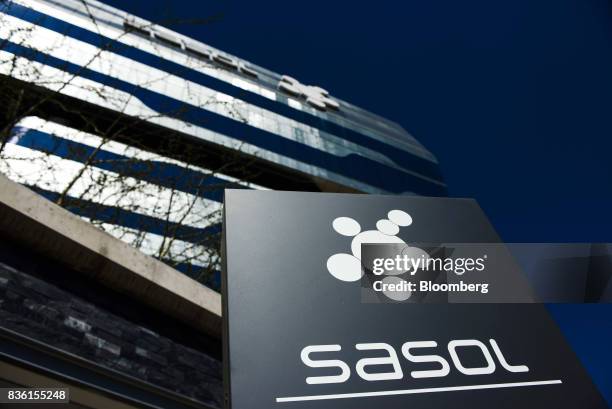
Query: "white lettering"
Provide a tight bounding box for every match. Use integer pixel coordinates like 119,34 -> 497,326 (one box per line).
448,339 -> 496,376
401,341 -> 451,379
355,343 -> 403,381
300,345 -> 351,384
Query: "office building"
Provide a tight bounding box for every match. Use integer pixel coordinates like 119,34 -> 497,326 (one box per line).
0,0 -> 446,407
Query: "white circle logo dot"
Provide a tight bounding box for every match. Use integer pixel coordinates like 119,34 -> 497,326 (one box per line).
388,210 -> 412,227
326,253 -> 363,282
376,219 -> 400,236
332,217 -> 361,236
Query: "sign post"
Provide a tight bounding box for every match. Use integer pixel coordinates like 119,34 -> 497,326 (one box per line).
222,189 -> 607,409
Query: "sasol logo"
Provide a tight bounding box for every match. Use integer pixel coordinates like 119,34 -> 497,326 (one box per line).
275,338 -> 563,403
325,210 -> 493,301
326,209 -> 419,283
300,338 -> 528,385
278,75 -> 341,111
326,209 -> 429,301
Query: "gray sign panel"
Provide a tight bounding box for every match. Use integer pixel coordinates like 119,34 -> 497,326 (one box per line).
222,190 -> 607,408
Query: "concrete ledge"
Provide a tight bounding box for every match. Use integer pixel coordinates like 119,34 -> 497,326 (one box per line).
0,174 -> 222,338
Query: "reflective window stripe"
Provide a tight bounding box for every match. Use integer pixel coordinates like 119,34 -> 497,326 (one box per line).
15,117 -> 268,190
0,48 -> 392,195
11,123 -> 258,201
1,40 -> 447,195
0,12 -> 427,176
4,2 -> 440,167
30,184 -> 220,244
1,143 -> 223,229
2,118 -> 228,275
16,0 -> 430,155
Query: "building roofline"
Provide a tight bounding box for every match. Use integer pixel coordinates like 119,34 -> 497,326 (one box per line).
19,0 -> 421,135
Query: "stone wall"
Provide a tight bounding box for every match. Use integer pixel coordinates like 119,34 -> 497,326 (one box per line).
0,260 -> 223,408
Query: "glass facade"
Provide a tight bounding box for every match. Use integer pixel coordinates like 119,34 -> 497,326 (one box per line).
0,0 -> 446,288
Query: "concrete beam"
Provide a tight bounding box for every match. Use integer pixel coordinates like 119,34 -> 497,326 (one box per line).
0,174 -> 222,338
